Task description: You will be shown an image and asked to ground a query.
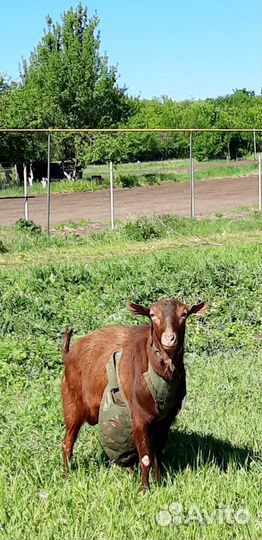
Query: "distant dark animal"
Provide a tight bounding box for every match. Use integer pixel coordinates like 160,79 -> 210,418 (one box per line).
62,297 -> 208,490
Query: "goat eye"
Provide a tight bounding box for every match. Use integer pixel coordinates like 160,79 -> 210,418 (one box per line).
181,312 -> 187,319
150,313 -> 160,324
150,313 -> 160,325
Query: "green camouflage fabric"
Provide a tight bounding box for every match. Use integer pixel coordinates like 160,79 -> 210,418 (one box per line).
98,351 -> 136,466
98,350 -> 181,466
143,359 -> 181,420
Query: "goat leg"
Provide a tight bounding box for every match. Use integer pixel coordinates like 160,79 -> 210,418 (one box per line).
152,417 -> 173,482
132,418 -> 153,492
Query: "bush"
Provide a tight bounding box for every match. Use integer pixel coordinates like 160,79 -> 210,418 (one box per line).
15,219 -> 42,235
116,175 -> 138,188
122,217 -> 165,241
0,165 -> 20,190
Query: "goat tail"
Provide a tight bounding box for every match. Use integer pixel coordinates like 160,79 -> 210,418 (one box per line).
62,328 -> 73,363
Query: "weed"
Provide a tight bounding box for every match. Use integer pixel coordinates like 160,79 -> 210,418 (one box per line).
15,219 -> 42,235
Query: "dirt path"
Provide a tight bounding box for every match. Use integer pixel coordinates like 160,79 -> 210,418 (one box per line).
0,175 -> 258,227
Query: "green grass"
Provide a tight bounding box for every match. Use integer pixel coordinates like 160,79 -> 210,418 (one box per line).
83,157 -> 257,176
0,158 -> 258,197
0,210 -> 261,539
0,209 -> 260,268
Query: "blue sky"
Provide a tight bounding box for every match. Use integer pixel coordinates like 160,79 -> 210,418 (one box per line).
0,0 -> 261,101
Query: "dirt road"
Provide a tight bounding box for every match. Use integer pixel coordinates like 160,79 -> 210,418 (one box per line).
0,175 -> 258,227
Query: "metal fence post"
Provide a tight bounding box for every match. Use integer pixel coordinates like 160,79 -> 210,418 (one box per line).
23,163 -> 29,220
259,153 -> 262,213
109,161 -> 115,230
47,132 -> 51,235
253,129 -> 257,160
189,131 -> 195,218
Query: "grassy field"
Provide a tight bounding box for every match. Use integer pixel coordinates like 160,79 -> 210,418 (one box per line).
0,158 -> 258,197
0,209 -> 261,539
83,157 -> 257,178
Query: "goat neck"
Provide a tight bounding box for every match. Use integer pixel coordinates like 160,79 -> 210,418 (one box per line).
146,328 -> 184,382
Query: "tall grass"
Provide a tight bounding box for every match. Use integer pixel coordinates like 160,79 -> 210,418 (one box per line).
0,209 -> 260,263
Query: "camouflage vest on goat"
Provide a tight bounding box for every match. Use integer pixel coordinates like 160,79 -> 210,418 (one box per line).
98,350 -> 182,466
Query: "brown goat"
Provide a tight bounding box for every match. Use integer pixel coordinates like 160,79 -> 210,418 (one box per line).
62,297 -> 208,490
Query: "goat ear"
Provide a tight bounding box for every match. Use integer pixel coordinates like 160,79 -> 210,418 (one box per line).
128,302 -> 150,318
187,301 -> 208,317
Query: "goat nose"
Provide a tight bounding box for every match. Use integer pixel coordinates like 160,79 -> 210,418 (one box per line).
166,333 -> 177,343
161,332 -> 177,348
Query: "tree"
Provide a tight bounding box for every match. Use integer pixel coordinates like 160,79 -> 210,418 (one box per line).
10,4 -> 131,130
1,4 -> 134,165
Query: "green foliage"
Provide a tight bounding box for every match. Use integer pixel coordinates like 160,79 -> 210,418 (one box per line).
8,166 -> 20,188
81,90 -> 261,165
15,219 -> 42,235
19,5 -> 131,130
122,217 -> 164,241
0,5 -> 133,163
116,174 -> 137,188
116,172 -> 178,188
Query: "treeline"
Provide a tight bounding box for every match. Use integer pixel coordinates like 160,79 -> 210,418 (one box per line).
81,91 -> 262,163
0,4 -> 261,169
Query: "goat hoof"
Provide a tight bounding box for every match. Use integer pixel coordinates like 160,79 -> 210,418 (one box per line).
127,467 -> 134,478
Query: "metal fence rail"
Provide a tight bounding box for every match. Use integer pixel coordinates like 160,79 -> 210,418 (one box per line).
0,128 -> 261,133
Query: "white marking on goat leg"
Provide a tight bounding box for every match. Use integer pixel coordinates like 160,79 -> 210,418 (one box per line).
141,455 -> 150,467
181,395 -> 187,410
